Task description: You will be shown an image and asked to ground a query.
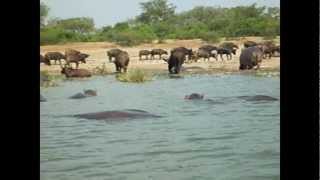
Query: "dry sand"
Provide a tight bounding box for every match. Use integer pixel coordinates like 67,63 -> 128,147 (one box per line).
40,37 -> 280,75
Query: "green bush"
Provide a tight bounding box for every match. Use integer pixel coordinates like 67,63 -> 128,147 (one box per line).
40,70 -> 64,87
40,1 -> 279,45
115,69 -> 153,83
92,63 -> 111,75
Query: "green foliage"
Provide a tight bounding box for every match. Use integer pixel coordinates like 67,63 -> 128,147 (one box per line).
115,69 -> 153,83
40,1 -> 279,46
40,71 -> 64,87
138,0 -> 176,24
55,17 -> 95,34
92,63 -> 111,76
40,2 -> 49,28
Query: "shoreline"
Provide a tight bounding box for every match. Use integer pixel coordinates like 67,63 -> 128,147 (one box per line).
40,39 -> 280,76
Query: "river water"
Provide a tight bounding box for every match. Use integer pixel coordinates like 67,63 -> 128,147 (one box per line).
40,73 -> 280,180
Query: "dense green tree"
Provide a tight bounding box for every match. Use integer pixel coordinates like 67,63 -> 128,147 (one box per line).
55,17 -> 95,34
138,0 -> 176,24
40,2 -> 49,27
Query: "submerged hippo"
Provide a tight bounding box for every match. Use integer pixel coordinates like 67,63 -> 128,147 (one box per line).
184,93 -> 204,100
73,109 -> 162,120
237,95 -> 278,102
69,89 -> 97,99
40,94 -> 47,102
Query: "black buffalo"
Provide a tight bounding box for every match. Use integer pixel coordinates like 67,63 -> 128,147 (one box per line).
239,46 -> 264,70
61,66 -> 92,78
65,53 -> 89,69
217,48 -> 236,61
107,48 -> 123,62
150,49 -> 168,60
139,50 -> 151,60
114,51 -> 130,73
163,51 -> 186,74
44,52 -> 65,65
40,54 -> 51,65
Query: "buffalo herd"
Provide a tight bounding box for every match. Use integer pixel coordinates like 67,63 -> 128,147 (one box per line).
40,40 -> 280,76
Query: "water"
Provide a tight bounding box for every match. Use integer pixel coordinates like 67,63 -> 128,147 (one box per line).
40,73 -> 280,180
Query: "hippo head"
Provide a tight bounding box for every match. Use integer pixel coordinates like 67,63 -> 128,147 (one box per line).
184,93 -> 204,100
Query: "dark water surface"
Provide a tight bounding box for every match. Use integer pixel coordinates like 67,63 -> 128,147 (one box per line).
40,73 -> 280,180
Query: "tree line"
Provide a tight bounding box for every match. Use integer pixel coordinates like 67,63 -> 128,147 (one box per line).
40,0 -> 280,46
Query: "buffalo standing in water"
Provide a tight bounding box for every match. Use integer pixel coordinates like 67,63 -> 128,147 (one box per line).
163,51 -> 186,74
239,46 -> 263,70
114,51 -> 130,73
171,47 -> 193,60
107,48 -> 123,62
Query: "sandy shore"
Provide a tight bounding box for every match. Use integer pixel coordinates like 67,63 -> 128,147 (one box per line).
40,38 -> 280,75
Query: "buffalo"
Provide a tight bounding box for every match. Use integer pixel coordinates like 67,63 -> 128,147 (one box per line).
65,48 -> 81,57
44,52 -> 65,65
217,48 -> 236,61
65,53 -> 89,69
194,49 -> 218,62
163,51 -> 186,74
114,51 -> 130,73
150,49 -> 168,60
220,42 -> 239,50
139,50 -> 151,60
107,48 -> 123,62
239,46 -> 264,70
199,45 -> 218,52
171,47 -> 193,60
40,54 -> 51,66
61,66 -> 92,78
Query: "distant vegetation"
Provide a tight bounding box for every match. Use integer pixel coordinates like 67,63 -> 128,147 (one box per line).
40,0 -> 280,46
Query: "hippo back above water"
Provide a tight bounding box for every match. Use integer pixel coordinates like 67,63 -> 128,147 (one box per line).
73,109 -> 163,121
